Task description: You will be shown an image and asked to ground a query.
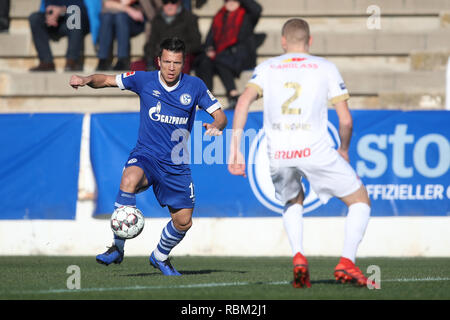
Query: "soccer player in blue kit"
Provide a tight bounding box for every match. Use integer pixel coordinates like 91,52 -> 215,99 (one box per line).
70,38 -> 227,275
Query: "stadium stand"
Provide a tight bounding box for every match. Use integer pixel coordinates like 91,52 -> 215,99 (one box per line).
1,0 -> 449,112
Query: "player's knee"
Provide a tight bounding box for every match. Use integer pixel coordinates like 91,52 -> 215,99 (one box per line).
173,216 -> 192,232
120,175 -> 139,193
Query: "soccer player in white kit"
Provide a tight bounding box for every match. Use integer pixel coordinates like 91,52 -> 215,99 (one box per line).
228,18 -> 374,288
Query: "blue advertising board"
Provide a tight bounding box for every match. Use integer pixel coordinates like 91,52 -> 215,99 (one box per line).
90,110 -> 449,217
0,113 -> 83,219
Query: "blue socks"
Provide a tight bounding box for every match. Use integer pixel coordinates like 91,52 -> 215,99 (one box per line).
113,190 -> 136,252
153,220 -> 187,261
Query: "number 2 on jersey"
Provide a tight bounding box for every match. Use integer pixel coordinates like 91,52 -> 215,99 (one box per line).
282,82 -> 302,115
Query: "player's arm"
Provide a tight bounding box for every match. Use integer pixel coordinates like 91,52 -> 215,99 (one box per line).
334,99 -> 353,162
69,74 -> 118,89
228,86 -> 259,177
203,108 -> 227,136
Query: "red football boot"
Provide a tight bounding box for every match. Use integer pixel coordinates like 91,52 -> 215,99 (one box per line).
334,257 -> 378,288
292,252 -> 311,288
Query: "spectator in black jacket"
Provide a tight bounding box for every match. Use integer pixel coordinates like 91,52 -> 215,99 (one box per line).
194,0 -> 262,108
28,0 -> 90,71
143,0 -> 201,73
0,0 -> 10,32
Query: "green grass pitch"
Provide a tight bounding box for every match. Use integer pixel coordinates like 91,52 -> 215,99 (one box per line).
0,256 -> 449,300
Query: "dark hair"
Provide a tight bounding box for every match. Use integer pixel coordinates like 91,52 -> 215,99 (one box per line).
158,37 -> 186,58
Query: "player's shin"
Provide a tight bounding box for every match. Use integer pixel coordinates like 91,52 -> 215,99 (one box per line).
341,202 -> 370,263
282,203 -> 304,255
113,190 -> 137,253
153,220 -> 187,261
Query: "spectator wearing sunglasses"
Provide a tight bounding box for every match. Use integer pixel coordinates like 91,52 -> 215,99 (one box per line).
143,0 -> 201,73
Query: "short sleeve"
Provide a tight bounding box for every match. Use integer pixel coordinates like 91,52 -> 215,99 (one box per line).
116,71 -> 144,94
197,80 -> 222,114
327,63 -> 349,104
246,64 -> 264,98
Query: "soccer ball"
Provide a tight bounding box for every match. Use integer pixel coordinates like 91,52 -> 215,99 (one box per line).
110,206 -> 145,239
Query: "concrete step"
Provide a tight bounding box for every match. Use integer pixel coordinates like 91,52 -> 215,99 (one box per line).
258,30 -> 450,56
10,15 -> 441,34
0,54 -> 411,73
2,29 -> 450,59
193,0 -> 450,17
1,92 -> 444,113
379,92 -> 445,109
0,70 -> 445,98
12,0 -> 450,19
0,93 -> 385,112
410,50 -> 450,71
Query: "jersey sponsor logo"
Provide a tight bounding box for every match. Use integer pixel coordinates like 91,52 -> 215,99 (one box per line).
148,101 -> 189,125
248,121 -> 340,214
270,63 -> 318,70
282,57 -> 307,63
273,148 -> 311,160
152,90 -> 161,97
123,71 -> 135,78
180,93 -> 192,105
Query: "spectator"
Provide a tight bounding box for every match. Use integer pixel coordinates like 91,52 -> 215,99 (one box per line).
139,0 -> 163,42
29,0 -> 90,72
96,0 -> 161,71
182,0 -> 191,11
194,0 -> 262,109
143,0 -> 201,73
0,0 -> 10,33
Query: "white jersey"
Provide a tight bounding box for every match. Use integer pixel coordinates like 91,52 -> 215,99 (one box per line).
247,53 -> 349,165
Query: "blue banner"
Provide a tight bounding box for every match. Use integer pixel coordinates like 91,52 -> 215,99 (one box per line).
0,113 -> 83,219
91,110 -> 450,217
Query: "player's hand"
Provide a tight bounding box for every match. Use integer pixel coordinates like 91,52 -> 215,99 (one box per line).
228,150 -> 246,177
69,75 -> 89,89
337,148 -> 350,163
203,123 -> 222,136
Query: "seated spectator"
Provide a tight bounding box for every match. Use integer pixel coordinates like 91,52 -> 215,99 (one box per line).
143,0 -> 201,73
0,0 -> 10,33
194,0 -> 262,108
29,0 -> 90,72
96,0 -> 159,71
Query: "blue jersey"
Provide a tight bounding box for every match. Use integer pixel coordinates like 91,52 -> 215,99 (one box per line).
116,71 -> 221,174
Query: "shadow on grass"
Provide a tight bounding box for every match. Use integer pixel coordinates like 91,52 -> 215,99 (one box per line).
121,269 -> 248,277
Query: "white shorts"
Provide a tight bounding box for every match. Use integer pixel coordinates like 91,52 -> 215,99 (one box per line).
269,144 -> 362,206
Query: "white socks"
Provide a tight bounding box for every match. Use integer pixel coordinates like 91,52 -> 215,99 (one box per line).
341,202 -> 371,263
282,203 -> 304,255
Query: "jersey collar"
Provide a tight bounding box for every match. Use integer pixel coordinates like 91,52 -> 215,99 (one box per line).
158,71 -> 182,92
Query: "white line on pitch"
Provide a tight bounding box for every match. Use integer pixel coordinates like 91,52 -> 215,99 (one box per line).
4,277 -> 450,295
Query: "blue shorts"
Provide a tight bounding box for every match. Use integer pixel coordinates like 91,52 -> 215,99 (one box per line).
124,153 -> 195,209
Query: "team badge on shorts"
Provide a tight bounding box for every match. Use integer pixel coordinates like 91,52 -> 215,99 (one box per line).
180,93 -> 192,105
127,158 -> 138,164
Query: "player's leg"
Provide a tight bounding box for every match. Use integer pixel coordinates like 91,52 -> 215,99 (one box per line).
334,185 -> 374,286
285,190 -> 311,288
271,166 -> 310,287
150,207 -> 193,276
149,171 -> 194,276
339,185 -> 370,263
113,165 -> 148,249
96,165 -> 149,265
